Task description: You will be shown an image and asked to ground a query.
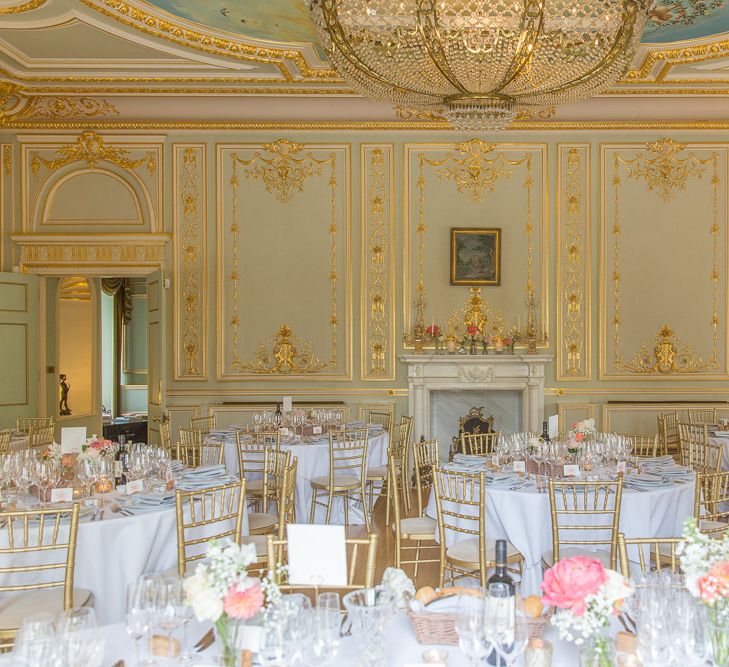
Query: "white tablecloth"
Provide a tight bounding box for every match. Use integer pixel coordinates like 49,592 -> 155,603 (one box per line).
425,476 -> 695,595
214,429 -> 389,525
0,493 -> 249,625
86,613 -> 590,666
708,433 -> 729,470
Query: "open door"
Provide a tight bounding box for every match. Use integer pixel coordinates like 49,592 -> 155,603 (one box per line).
146,270 -> 167,444
0,272 -> 39,429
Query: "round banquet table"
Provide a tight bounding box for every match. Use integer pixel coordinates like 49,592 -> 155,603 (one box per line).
213,428 -> 390,525
424,475 -> 695,596
707,432 -> 729,470
0,492 -> 249,625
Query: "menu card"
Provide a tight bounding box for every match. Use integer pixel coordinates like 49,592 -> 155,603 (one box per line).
287,524 -> 347,586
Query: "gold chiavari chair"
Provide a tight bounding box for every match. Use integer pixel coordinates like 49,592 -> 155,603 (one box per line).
236,431 -> 281,505
159,422 -> 172,455
460,431 -> 500,456
362,409 -> 393,435
694,470 -> 729,537
657,412 -> 679,457
190,415 -> 216,433
310,428 -> 371,531
399,415 -> 414,513
412,436 -> 440,515
177,428 -> 224,468
691,441 -> 723,474
27,424 -> 54,450
242,457 -> 298,575
389,447 -> 438,581
248,449 -> 292,535
625,434 -> 659,458
688,408 -> 717,425
175,480 -> 245,576
0,432 -> 10,455
678,422 -> 707,467
433,467 -> 523,588
366,418 -> 410,523
16,417 -> 53,434
0,503 -> 91,650
266,532 -> 378,595
616,532 -> 684,580
544,478 -> 624,570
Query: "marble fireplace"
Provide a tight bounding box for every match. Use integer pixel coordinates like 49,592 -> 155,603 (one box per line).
401,354 -> 553,460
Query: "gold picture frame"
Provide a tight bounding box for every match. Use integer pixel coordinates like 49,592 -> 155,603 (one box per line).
450,227 -> 501,286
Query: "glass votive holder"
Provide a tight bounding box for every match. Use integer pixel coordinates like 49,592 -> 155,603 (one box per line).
422,648 -> 448,665
94,477 -> 113,494
525,638 -> 552,667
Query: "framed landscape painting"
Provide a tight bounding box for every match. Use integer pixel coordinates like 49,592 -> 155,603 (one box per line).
450,227 -> 501,286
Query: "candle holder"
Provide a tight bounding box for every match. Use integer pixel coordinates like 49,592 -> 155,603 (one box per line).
513,290 -> 543,353
403,289 -> 429,354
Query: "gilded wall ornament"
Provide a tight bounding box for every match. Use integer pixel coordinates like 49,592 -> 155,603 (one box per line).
3,144 -> 11,175
240,324 -> 327,375
30,131 -> 155,175
620,324 -> 716,374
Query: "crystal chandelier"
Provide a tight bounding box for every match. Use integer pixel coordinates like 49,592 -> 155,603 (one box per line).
307,0 -> 649,131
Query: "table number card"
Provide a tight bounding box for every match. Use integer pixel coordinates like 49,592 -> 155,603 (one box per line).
283,396 -> 293,413
127,479 -> 144,495
616,461 -> 627,474
513,460 -> 526,474
491,454 -> 500,467
60,427 -> 86,453
287,524 -> 347,586
563,464 -> 581,478
547,415 -> 559,440
279,427 -> 290,437
51,487 -> 73,503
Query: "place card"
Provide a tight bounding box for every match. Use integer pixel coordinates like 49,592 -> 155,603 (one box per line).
548,414 -> 559,440
617,461 -> 627,474
279,427 -> 290,437
126,479 -> 144,495
513,460 -> 526,474
491,454 -> 500,467
563,464 -> 581,478
287,524 -> 347,586
312,425 -> 323,435
51,487 -> 73,503
60,427 -> 86,453
283,396 -> 293,413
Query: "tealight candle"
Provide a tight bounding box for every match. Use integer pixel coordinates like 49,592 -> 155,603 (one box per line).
525,638 -> 552,667
422,648 -> 448,664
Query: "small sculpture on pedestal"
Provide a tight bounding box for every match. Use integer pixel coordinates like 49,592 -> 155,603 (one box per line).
59,374 -> 72,416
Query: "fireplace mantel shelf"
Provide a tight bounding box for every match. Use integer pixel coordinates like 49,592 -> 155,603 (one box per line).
400,353 -> 553,438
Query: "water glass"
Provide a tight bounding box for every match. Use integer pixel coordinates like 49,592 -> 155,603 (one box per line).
126,577 -> 156,666
343,587 -> 392,667
454,595 -> 489,667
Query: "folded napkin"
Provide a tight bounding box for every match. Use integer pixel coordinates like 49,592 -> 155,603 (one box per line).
487,472 -> 521,486
176,475 -> 235,491
122,492 -> 176,514
710,430 -> 729,438
453,454 -> 490,466
181,465 -> 228,479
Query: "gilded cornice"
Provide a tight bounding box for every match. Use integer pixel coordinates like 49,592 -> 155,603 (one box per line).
0,0 -> 50,13
626,38 -> 729,82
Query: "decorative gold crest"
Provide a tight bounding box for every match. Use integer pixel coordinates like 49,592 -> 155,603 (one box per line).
236,324 -> 328,375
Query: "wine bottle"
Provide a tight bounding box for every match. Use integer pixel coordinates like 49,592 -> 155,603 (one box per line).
540,419 -> 550,443
114,434 -> 129,487
485,539 -> 516,667
273,402 -> 283,428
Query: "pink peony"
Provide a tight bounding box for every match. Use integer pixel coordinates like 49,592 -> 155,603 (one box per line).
697,561 -> 729,604
541,556 -> 607,616
223,580 -> 263,620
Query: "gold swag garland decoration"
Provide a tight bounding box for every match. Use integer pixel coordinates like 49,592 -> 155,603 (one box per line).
228,139 -> 339,375
612,138 -> 720,374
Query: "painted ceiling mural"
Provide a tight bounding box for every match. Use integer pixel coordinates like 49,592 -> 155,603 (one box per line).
143,0 -> 729,48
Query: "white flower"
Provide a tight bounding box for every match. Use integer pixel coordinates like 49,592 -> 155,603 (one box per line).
381,567 -> 415,609
601,569 -> 633,604
184,571 -> 224,622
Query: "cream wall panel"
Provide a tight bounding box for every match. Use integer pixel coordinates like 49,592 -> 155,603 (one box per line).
600,140 -> 729,379
404,141 -> 548,346
556,144 -> 591,380
166,405 -> 200,444
361,144 -> 395,380
173,144 -> 208,380
0,281 -> 25,312
601,402 -> 729,434
557,403 -> 596,435
216,141 -> 352,380
0,322 -> 26,406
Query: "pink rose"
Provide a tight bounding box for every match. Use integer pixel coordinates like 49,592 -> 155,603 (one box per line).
223,581 -> 263,620
697,561 -> 729,604
541,556 -> 607,616
575,432 -> 584,442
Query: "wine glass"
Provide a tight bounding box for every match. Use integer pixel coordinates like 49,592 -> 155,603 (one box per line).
126,577 -> 155,666
13,612 -> 59,664
56,607 -> 101,667
454,595 -> 489,667
259,621 -> 291,667
492,622 -> 528,666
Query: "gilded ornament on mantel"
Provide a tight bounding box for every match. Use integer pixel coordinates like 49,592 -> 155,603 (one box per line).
618,324 -> 718,374
30,131 -> 155,175
236,324 -> 328,375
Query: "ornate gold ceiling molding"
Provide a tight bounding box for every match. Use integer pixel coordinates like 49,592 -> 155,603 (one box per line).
626,38 -> 729,82
0,82 -> 118,126
0,0 -> 50,14
77,0 -> 338,82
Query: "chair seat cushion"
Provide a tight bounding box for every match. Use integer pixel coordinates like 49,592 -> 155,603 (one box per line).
246,479 -> 264,494
366,465 -> 388,480
393,516 -> 436,539
311,475 -> 360,490
699,518 -> 727,534
0,587 -> 93,631
447,538 -> 521,567
241,534 -> 268,558
249,512 -> 278,533
541,548 -> 611,568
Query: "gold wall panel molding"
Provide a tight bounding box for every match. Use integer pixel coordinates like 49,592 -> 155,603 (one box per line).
173,144 -> 207,381
604,139 -> 723,379
0,144 -> 10,272
0,0 -> 50,13
3,145 -> 11,176
77,0 -> 338,82
547,386 -> 729,396
557,144 -> 591,380
361,144 -> 395,380
11,233 -> 168,275
556,403 -> 596,434
601,401 -> 729,434
217,142 -> 351,381
404,142 -> 548,349
167,387 -> 408,397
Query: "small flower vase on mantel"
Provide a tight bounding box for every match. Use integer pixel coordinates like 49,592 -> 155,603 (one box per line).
579,631 -> 614,667
446,336 -> 457,354
468,337 -> 477,355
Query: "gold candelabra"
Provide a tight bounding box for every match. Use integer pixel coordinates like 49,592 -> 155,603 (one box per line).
403,289 -> 429,354
513,289 -> 541,353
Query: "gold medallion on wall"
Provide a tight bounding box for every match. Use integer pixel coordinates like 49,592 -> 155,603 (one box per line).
216,139 -> 351,380
600,138 -> 727,379
173,144 -> 207,381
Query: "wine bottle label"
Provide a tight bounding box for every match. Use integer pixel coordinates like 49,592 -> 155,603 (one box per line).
485,593 -> 515,644
114,461 -> 122,477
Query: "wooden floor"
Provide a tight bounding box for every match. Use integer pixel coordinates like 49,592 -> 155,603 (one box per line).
345,491 -> 441,590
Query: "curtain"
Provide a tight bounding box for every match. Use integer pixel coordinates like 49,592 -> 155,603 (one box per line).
101,278 -> 132,417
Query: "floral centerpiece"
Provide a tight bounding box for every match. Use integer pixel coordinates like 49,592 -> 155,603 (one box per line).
464,325 -> 481,354
567,418 -> 597,457
677,517 -> 729,665
381,567 -> 415,610
541,556 -> 633,667
40,442 -> 61,461
184,539 -> 280,666
426,325 -> 443,353
80,438 -> 116,459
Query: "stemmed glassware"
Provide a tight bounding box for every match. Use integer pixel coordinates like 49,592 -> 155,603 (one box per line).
299,593 -> 341,666
126,576 -> 156,666
454,595 -> 490,667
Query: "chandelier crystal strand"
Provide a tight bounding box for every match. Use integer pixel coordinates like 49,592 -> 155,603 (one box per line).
307,0 -> 649,131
